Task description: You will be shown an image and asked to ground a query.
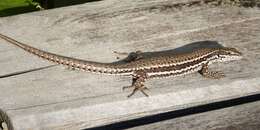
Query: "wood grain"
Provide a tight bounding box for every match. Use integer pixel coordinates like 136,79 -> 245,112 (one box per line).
0,0 -> 260,129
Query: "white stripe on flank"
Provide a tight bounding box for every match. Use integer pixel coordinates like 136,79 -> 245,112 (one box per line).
147,63 -> 202,77
147,55 -> 218,77
140,50 -> 218,70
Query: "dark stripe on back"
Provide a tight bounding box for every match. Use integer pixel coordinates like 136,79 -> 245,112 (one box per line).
147,52 -> 218,78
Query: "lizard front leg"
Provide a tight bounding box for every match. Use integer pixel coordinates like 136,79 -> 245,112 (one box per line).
199,63 -> 225,79
123,70 -> 149,97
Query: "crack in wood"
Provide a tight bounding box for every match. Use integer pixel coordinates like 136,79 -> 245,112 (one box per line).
0,65 -> 57,79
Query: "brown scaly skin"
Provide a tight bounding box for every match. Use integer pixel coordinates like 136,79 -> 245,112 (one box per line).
0,33 -> 242,97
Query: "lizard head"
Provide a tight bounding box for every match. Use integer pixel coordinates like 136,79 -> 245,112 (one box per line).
216,47 -> 243,62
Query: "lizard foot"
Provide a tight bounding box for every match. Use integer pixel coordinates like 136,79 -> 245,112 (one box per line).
199,63 -> 225,79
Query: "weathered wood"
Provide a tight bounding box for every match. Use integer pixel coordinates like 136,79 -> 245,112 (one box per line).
128,100 -> 260,130
0,0 -> 260,129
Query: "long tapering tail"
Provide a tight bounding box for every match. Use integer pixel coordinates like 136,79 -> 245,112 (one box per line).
0,33 -> 131,75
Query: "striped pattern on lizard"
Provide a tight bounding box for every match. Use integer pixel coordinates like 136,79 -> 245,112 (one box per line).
0,33 -> 242,97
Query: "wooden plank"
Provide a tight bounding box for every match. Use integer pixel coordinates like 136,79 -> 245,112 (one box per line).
128,100 -> 260,130
0,0 -> 260,129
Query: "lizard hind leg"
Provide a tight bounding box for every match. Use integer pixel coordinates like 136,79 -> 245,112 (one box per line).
199,63 -> 225,79
123,71 -> 149,97
113,50 -> 143,62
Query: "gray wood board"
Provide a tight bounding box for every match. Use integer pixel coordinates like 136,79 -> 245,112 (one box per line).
127,100 -> 260,130
0,0 -> 260,129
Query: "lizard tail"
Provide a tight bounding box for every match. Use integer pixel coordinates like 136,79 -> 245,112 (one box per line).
0,33 -> 27,49
0,33 -> 131,75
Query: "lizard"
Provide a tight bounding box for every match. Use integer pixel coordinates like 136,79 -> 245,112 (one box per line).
0,33 -> 242,97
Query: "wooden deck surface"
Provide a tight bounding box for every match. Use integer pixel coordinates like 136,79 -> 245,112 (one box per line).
0,0 -> 260,129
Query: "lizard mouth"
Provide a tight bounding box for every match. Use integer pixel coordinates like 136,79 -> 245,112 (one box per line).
220,55 -> 243,62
